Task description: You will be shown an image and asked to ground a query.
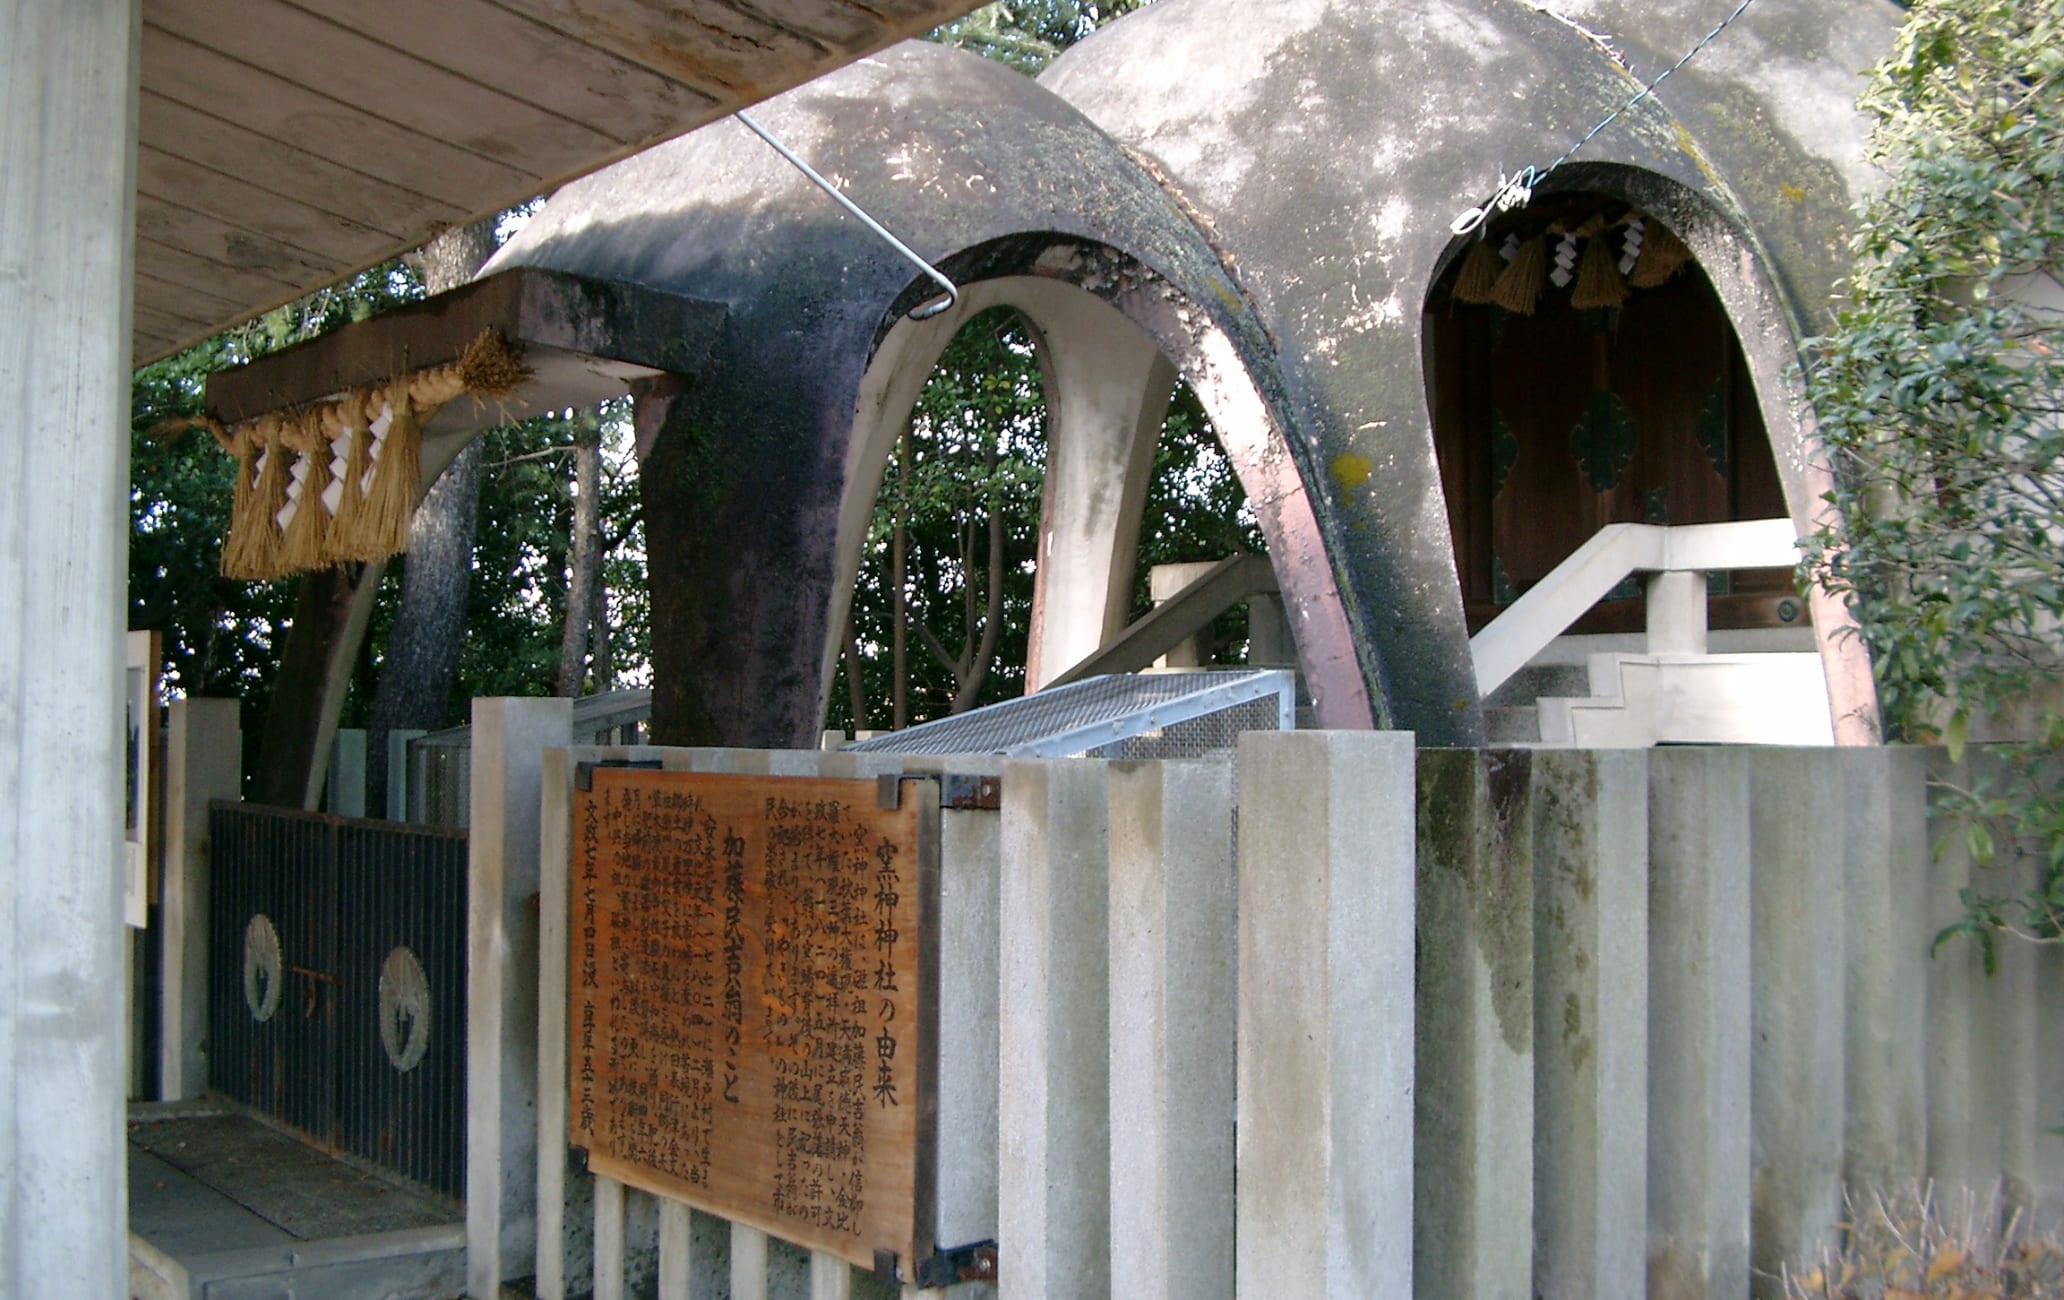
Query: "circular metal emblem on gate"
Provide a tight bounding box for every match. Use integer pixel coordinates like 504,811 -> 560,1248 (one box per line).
378,946 -> 431,1072
243,914 -> 283,1023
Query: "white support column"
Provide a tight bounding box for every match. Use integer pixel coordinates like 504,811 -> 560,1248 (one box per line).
1748,749 -> 1848,1287
1643,569 -> 1709,656
998,760 -> 1111,1300
657,1198 -> 694,1299
1412,748 -> 1535,1300
1645,747 -> 1751,1300
467,696 -> 574,1297
730,1222 -> 770,1300
0,1 -> 140,1295
594,1175 -> 627,1300
1107,759 -> 1236,1300
1023,313 -> 1174,691
157,698 -> 240,1100
1530,749 -> 1649,1300
1236,732 -> 1416,1300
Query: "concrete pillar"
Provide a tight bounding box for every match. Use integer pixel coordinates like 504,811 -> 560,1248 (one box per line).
1747,749 -> 1847,1294
1645,747 -> 1751,1300
1644,570 -> 1708,656
1148,562 -> 1219,668
1107,760 -> 1235,1300
1236,732 -> 1416,1300
157,698 -> 240,1100
998,760 -> 1110,1300
0,1 -> 139,1293
1023,311 -> 1173,691
1838,747 -> 1929,1194
1413,748 -> 1535,1300
1530,749 -> 1649,1300
467,696 -> 574,1297
326,726 -> 366,817
387,727 -> 425,822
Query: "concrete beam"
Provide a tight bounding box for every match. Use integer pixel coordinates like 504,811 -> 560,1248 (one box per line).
0,1 -> 141,1293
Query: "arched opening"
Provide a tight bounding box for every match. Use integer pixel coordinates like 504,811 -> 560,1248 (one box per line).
824,300 -> 1270,733
1423,190 -> 1800,637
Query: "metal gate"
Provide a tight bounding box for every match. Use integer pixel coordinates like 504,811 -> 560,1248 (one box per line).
208,802 -> 468,1198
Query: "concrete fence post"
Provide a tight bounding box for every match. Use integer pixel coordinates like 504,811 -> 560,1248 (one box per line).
1236,731 -> 1416,1300
1839,747 -> 1929,1196
1413,747 -> 1536,1300
1530,748 -> 1649,1300
387,727 -> 425,822
998,759 -> 1111,1300
467,696 -> 574,1298
1645,747 -> 1751,1300
1747,748 -> 1848,1292
158,697 -> 241,1101
327,727 -> 366,817
1107,759 -> 1236,1300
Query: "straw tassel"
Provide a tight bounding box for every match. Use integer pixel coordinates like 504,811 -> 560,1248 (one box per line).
1570,230 -> 1630,309
228,422 -> 292,580
276,409 -> 335,572
1490,235 -> 1548,315
356,375 -> 421,560
1630,221 -> 1693,288
1452,238 -> 1504,304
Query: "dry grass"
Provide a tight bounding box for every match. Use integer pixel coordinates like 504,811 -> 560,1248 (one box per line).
1781,1184 -> 2064,1299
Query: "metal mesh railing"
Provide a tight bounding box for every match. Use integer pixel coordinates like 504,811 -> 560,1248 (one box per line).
846,669 -> 1295,758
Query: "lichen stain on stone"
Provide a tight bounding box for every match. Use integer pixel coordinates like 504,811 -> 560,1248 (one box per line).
1673,122 -> 1727,192
1329,451 -> 1372,492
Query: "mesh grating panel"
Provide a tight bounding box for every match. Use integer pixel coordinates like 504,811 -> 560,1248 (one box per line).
846,670 -> 1294,758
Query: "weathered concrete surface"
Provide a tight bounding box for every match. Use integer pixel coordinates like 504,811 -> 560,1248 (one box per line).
1237,731 -> 1416,1300
1045,0 -> 1901,738
488,41 -> 1406,745
998,760 -> 1112,1300
0,3 -> 139,1294
1646,748 -> 1751,1300
1529,749 -> 1649,1300
1107,760 -> 1236,1300
1747,749 -> 1847,1296
466,696 -> 573,1297
1414,748 -> 1535,1300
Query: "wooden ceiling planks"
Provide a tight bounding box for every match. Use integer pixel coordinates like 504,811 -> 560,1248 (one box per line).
132,0 -> 987,365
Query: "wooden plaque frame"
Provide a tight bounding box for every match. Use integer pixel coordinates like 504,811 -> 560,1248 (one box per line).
568,765 -> 940,1275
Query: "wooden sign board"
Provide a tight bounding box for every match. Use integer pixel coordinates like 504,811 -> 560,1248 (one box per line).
569,766 -> 938,1275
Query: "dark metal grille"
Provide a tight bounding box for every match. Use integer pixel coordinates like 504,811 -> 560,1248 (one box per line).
208,803 -> 468,1199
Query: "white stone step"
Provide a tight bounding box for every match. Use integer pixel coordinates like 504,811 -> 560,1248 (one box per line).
1534,652 -> 1833,747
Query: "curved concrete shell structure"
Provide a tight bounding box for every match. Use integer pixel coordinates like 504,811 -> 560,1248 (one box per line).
491,0 -> 1905,746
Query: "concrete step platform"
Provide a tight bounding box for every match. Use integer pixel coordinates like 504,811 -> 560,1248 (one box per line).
127,1101 -> 464,1300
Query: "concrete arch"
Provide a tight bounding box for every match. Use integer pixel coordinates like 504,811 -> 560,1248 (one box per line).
1423,162 -> 1877,737
829,245 -> 1373,728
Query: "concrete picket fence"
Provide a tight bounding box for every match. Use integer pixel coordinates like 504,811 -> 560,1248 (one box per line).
477,705 -> 2059,1299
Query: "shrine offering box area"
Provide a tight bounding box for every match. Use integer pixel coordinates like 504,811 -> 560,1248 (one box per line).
569,766 -> 940,1273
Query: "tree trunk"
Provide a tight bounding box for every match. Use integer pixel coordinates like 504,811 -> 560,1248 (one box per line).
365,216 -> 498,816
555,410 -> 602,697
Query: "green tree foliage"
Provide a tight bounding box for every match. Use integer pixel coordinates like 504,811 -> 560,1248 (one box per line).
1802,0 -> 2064,953
130,259 -> 648,777
928,0 -> 1151,74
828,309 -> 1260,733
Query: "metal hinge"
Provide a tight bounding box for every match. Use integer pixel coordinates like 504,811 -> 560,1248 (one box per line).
874,1241 -> 998,1289
876,773 -> 1002,811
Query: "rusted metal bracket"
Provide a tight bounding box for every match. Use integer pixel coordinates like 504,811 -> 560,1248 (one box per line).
876,773 -> 1001,811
